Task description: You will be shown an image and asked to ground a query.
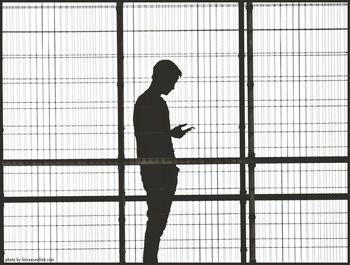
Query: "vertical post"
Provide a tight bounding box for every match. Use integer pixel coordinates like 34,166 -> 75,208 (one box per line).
117,1 -> 126,264
246,1 -> 256,263
0,2 -> 4,263
348,64 -> 350,263
238,1 -> 247,264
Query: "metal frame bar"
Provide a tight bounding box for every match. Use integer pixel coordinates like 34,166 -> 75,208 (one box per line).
2,156 -> 348,166
117,2 -> 125,263
1,0 -> 349,3
0,2 -> 4,264
239,1 -> 247,263
0,1 -> 348,264
247,1 -> 256,263
347,2 -> 350,263
3,263 -> 349,265
3,193 -> 348,203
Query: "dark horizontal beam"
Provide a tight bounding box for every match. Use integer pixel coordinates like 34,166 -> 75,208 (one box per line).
2,0 -> 348,3
256,193 -> 348,201
255,156 -> 349,164
130,193 -> 349,201
3,193 -> 348,203
5,196 -> 119,203
3,263 -> 350,265
4,263 -> 349,265
2,156 -> 348,166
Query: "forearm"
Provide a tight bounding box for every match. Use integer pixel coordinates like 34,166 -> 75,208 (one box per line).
170,128 -> 175,138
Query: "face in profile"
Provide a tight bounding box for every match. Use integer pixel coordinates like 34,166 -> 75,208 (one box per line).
160,75 -> 179,95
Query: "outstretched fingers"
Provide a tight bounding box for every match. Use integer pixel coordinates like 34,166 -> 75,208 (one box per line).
184,127 -> 195,133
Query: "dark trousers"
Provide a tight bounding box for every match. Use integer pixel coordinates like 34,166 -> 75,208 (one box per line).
141,166 -> 179,264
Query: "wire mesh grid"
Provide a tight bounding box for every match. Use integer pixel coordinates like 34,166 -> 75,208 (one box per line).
253,2 -> 347,158
3,2 -> 119,160
123,2 -> 241,262
2,2 -> 120,263
251,2 -> 348,262
1,1 -> 349,264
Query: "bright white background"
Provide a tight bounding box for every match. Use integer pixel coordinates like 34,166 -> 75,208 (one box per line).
2,2 -> 348,263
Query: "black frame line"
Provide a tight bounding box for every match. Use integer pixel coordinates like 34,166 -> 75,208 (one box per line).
3,193 -> 348,203
0,2 -> 4,264
0,0 -> 349,3
239,1 -> 247,263
2,156 -> 348,166
347,2 -> 349,263
117,2 -> 126,264
0,1 -> 348,264
246,1 -> 256,262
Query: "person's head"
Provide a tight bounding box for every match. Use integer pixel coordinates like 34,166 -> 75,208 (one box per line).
152,60 -> 182,95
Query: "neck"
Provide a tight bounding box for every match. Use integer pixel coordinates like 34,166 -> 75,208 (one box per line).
147,81 -> 161,96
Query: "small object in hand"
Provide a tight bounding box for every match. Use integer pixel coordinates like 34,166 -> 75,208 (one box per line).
184,126 -> 195,133
179,123 -> 195,133
172,123 -> 195,138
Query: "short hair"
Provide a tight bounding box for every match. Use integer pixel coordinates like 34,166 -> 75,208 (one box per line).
152,60 -> 182,80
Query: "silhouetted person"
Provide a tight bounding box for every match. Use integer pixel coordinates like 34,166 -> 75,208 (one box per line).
133,60 -> 193,263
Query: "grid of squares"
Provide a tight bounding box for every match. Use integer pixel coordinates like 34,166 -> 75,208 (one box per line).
1,1 -> 348,263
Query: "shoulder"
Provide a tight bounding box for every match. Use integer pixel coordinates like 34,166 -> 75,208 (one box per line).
134,93 -> 158,118
134,93 -> 148,112
136,91 -> 156,105
136,92 -> 165,107
135,93 -> 146,105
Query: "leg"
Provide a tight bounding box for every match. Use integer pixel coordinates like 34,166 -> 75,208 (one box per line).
143,186 -> 176,263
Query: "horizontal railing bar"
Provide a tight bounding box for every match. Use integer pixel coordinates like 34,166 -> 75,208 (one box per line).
2,156 -> 348,166
3,193 -> 347,203
2,0 -> 349,4
4,263 -> 349,265
256,193 -> 348,201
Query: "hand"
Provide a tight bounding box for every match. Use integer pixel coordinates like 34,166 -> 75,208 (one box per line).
171,123 -> 195,139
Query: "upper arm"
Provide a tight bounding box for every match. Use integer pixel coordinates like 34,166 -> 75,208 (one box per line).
134,101 -> 156,134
